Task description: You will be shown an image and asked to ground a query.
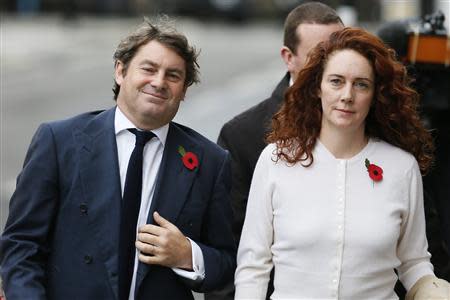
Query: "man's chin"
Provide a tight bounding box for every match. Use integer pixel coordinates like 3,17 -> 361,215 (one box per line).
139,109 -> 176,127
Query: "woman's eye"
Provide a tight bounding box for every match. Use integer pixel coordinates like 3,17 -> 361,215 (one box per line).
330,78 -> 341,85
355,82 -> 369,89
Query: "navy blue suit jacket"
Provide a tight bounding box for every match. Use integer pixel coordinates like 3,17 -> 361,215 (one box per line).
0,107 -> 236,300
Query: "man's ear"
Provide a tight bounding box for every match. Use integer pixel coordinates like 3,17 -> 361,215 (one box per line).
281,46 -> 295,73
114,61 -> 125,86
180,86 -> 187,101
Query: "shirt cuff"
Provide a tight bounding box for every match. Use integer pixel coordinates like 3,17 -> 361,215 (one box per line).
400,261 -> 435,291
171,238 -> 205,281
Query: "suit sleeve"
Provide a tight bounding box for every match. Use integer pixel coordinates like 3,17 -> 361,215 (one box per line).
0,123 -> 59,300
194,152 -> 237,292
217,123 -> 252,243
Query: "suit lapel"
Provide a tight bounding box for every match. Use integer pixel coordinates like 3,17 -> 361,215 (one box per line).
135,122 -> 203,292
149,123 -> 202,224
74,107 -> 121,300
273,72 -> 290,102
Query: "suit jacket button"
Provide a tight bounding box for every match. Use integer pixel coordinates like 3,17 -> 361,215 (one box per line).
80,203 -> 88,214
84,255 -> 93,264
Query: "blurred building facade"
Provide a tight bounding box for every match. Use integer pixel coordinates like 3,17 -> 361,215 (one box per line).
1,0 -> 446,24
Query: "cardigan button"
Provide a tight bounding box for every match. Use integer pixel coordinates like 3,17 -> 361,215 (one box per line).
80,203 -> 88,215
84,255 -> 93,264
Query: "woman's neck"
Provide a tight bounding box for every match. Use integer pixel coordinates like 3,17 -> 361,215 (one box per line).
319,127 -> 368,159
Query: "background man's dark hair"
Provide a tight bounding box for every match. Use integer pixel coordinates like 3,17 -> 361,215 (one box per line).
283,2 -> 343,53
112,17 -> 200,100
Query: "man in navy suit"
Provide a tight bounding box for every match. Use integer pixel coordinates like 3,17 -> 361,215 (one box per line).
0,18 -> 236,300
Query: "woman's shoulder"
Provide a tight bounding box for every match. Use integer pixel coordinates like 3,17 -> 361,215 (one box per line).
261,143 -> 277,155
257,143 -> 278,165
371,138 -> 418,171
259,142 -> 296,161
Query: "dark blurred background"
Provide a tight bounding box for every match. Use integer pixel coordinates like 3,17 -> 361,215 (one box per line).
2,0 -> 446,22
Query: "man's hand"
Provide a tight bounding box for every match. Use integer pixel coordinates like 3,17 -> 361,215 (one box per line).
136,211 -> 193,270
406,275 -> 450,300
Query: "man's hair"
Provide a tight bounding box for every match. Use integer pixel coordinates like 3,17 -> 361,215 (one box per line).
112,17 -> 200,100
283,2 -> 343,53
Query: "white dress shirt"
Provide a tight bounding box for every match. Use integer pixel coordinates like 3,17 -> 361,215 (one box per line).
235,138 -> 434,299
114,107 -> 205,300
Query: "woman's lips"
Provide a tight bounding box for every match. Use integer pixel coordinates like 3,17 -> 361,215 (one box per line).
335,108 -> 354,114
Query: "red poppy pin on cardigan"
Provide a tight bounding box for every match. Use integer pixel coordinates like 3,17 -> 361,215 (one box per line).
178,146 -> 199,171
365,158 -> 383,186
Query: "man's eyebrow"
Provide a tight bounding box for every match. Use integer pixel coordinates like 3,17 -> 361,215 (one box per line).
139,59 -> 158,67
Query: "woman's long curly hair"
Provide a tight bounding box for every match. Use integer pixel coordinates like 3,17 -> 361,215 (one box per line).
267,27 -> 434,173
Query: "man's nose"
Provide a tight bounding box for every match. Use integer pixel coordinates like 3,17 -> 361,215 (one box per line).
150,72 -> 166,89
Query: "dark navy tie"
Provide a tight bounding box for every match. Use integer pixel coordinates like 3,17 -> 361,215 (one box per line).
118,128 -> 155,300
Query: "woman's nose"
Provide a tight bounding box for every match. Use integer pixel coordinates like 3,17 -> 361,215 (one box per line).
340,84 -> 354,102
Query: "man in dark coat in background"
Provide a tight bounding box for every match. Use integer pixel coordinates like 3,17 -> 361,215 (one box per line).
208,2 -> 344,299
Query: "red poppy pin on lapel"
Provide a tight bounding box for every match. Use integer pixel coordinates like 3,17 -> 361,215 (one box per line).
365,158 -> 383,186
178,146 -> 199,171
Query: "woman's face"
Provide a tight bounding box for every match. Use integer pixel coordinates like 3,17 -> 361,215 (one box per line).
319,49 -> 375,135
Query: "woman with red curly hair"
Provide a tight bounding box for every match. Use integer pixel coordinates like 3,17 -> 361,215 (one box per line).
235,27 -> 450,299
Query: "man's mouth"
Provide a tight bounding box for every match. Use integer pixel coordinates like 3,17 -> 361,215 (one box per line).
141,86 -> 168,100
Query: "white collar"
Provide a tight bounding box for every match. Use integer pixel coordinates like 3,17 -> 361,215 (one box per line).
114,106 -> 169,146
